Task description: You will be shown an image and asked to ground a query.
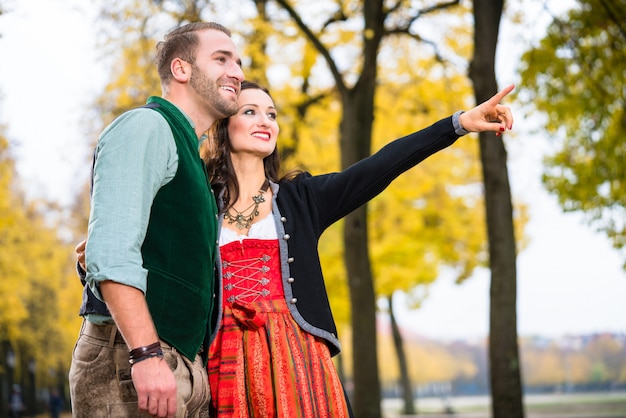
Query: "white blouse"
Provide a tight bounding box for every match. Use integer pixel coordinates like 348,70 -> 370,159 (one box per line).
219,213 -> 278,246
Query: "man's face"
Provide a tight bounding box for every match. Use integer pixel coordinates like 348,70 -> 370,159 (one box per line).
190,29 -> 244,119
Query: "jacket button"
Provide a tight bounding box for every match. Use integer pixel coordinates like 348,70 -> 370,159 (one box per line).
288,277 -> 295,283
283,234 -> 290,240
281,217 -> 287,223
290,298 -> 297,304
288,257 -> 294,263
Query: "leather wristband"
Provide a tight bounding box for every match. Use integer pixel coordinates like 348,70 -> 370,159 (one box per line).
129,341 -> 163,366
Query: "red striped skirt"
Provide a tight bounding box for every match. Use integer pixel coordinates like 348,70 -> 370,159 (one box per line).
208,299 -> 349,417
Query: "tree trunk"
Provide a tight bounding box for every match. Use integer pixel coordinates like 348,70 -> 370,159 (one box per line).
342,95 -> 379,414
341,78 -> 381,418
389,293 -> 415,415
339,2 -> 385,416
343,206 -> 380,417
469,1 -> 525,417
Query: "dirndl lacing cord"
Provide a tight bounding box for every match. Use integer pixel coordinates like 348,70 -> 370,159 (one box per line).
223,253 -> 272,304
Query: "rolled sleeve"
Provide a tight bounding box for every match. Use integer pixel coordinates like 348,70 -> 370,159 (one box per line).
85,108 -> 178,300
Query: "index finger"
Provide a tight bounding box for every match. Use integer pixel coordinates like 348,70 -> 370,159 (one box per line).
488,84 -> 515,105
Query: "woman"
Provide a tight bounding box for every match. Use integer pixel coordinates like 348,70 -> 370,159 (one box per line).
203,80 -> 514,417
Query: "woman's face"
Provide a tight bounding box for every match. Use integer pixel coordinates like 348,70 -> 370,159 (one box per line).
227,87 -> 279,159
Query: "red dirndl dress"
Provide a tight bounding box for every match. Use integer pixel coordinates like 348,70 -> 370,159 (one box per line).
208,216 -> 349,417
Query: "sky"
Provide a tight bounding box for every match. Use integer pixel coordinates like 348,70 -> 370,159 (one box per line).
0,0 -> 624,342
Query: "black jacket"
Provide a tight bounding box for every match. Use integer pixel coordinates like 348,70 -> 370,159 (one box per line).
212,116 -> 460,356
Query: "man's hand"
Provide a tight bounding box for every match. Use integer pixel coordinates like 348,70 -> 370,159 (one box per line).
459,84 -> 515,136
131,356 -> 177,418
75,239 -> 86,271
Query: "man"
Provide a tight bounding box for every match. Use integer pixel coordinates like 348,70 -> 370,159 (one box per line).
68,22 -> 244,418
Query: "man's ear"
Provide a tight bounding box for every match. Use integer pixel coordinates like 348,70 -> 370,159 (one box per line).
171,58 -> 191,82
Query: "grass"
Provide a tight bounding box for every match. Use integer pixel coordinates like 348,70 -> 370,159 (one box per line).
524,392 -> 626,417
384,391 -> 626,417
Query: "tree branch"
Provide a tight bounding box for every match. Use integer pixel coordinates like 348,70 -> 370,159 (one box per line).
385,0 -> 460,33
273,0 -> 348,93
320,1 -> 348,31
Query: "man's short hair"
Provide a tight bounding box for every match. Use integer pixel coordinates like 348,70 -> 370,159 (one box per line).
156,22 -> 232,85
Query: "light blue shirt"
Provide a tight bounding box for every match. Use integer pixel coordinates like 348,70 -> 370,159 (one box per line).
85,103 -> 199,324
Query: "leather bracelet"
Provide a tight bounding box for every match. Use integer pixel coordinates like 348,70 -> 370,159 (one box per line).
129,342 -> 163,366
129,350 -> 163,366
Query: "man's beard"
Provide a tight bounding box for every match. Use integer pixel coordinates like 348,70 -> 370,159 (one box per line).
190,65 -> 238,118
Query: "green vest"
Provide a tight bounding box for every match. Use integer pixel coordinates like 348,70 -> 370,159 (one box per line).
141,96 -> 217,360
